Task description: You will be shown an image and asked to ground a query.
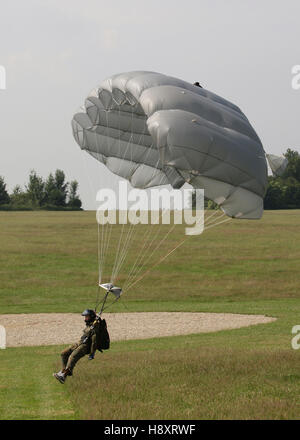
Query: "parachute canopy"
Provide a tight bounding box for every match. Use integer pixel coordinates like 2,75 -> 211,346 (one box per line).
72,71 -> 268,219
266,154 -> 288,177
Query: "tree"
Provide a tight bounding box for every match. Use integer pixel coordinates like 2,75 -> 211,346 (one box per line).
68,180 -> 82,209
264,178 -> 286,209
10,185 -> 31,207
12,185 -> 22,196
0,176 -> 10,205
43,173 -> 57,206
264,148 -> 300,209
53,169 -> 68,207
25,170 -> 45,207
43,170 -> 68,207
264,149 -> 300,209
282,148 -> 300,181
283,179 -> 300,208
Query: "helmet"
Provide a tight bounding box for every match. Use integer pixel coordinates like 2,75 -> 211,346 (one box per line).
81,309 -> 96,320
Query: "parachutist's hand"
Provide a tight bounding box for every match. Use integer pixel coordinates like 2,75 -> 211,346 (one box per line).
88,354 -> 95,360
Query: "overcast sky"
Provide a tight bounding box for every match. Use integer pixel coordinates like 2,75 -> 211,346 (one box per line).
0,0 -> 299,209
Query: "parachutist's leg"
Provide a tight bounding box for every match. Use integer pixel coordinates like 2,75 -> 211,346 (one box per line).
65,344 -> 89,374
61,344 -> 78,369
54,343 -> 84,384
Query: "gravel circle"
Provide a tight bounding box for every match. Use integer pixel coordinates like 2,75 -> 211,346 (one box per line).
0,312 -> 276,348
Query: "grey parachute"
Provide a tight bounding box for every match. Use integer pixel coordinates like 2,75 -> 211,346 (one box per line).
266,154 -> 288,177
72,71 -> 269,219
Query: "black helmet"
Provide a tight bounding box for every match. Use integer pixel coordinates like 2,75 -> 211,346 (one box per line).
81,309 -> 96,319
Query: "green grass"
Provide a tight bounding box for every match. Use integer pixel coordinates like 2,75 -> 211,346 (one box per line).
0,210 -> 299,313
0,210 -> 300,419
71,345 -> 300,419
0,345 -> 76,420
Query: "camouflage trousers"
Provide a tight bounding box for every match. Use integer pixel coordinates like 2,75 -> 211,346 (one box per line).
61,343 -> 89,373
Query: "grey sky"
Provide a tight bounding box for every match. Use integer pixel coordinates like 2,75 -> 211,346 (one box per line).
0,0 -> 299,209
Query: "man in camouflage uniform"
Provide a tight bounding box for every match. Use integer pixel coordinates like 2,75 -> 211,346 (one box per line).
53,309 -> 101,384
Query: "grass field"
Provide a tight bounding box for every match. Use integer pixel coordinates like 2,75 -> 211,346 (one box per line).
0,210 -> 300,419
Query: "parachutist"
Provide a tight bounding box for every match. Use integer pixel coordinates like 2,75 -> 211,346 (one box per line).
53,309 -> 110,384
193,81 -> 203,88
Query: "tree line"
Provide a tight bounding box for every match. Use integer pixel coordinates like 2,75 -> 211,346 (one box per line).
0,169 -> 82,210
264,148 -> 300,209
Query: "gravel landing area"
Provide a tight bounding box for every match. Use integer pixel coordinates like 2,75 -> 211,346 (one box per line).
0,312 -> 276,348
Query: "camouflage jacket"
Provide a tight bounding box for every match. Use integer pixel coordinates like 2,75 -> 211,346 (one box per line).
79,320 -> 101,354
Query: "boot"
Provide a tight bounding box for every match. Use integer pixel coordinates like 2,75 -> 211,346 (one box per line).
53,370 -> 66,384
63,368 -> 72,377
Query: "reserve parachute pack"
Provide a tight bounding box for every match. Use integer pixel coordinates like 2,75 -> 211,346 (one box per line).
97,318 -> 110,352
